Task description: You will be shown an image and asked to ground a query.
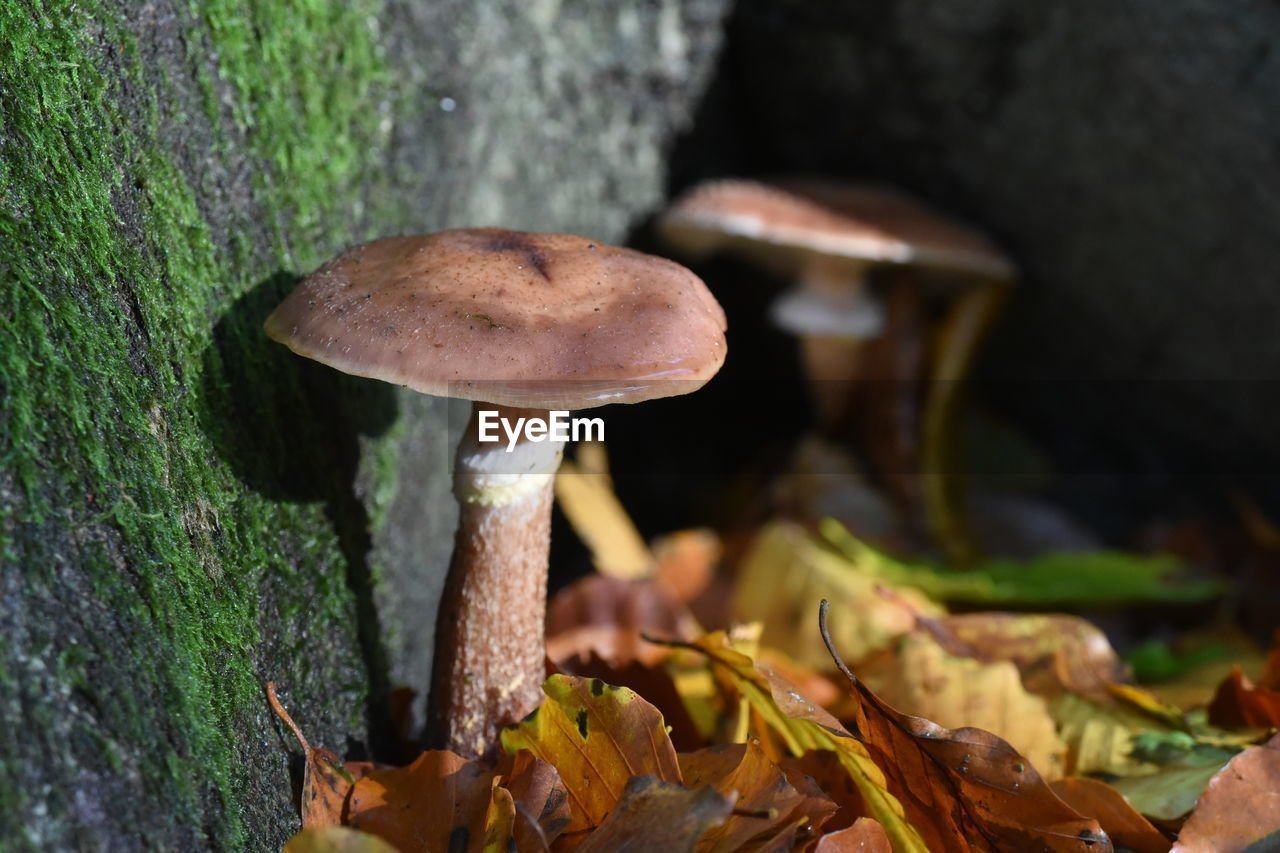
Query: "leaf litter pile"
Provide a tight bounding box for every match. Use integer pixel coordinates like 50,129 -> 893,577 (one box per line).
272,443 -> 1280,853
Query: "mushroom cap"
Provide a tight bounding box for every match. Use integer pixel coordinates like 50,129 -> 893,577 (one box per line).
264,228 -> 728,409
660,178 -> 1014,281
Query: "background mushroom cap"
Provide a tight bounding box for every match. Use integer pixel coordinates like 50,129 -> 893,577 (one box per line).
265,228 -> 728,409
661,178 -> 1014,281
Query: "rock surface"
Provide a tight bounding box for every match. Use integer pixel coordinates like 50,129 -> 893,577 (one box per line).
0,0 -> 727,848
710,0 -> 1280,519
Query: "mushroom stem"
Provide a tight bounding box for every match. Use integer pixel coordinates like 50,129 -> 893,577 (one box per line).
773,257 -> 881,430
426,402 -> 563,757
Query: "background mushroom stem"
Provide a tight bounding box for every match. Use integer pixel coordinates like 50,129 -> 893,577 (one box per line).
773,257 -> 882,431
426,401 -> 563,758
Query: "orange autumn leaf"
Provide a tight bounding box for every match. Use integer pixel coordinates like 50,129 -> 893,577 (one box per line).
267,683 -> 375,829
1171,733 -> 1280,853
345,750 -> 506,852
818,602 -> 1112,853
572,776 -> 735,853
1049,778 -> 1170,853
500,675 -> 682,833
1207,666 -> 1280,728
679,741 -> 838,852
813,818 -> 893,853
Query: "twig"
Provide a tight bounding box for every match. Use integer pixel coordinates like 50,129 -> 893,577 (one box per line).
817,600 -> 858,687
265,682 -> 311,753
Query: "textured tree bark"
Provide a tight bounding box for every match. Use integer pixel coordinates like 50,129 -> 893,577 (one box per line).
0,0 -> 728,848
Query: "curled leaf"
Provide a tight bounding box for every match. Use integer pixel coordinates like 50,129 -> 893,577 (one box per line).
679,741 -> 838,851
267,682 -> 374,828
819,602 -> 1112,852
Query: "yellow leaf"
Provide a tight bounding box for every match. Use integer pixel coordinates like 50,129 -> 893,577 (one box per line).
688,632 -> 930,853
500,675 -> 681,833
733,522 -> 942,668
860,632 -> 1067,779
555,446 -> 654,580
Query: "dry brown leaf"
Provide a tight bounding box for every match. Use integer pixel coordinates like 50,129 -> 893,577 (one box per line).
267,683 -> 375,829
1049,778 -> 1171,853
547,573 -> 699,641
499,750 -> 572,850
500,675 -> 682,833
346,750 -> 504,852
679,741 -> 838,852
923,612 -> 1127,702
1170,733 -> 1280,852
1207,666 -> 1280,728
572,776 -> 735,853
813,818 -> 893,853
819,602 -> 1112,852
857,631 -> 1067,780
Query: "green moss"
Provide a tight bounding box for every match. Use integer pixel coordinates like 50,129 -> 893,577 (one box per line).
0,0 -> 394,847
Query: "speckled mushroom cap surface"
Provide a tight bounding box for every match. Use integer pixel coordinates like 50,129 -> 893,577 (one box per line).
661,178 -> 1014,280
265,228 -> 728,409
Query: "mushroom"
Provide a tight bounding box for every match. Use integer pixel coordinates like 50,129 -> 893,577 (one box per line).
265,228 -> 726,756
659,178 -> 1013,561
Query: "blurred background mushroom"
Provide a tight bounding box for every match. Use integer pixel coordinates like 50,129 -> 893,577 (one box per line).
659,177 -> 1014,561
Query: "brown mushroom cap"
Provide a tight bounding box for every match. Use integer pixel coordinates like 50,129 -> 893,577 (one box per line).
264,228 -> 727,410
660,178 -> 1014,281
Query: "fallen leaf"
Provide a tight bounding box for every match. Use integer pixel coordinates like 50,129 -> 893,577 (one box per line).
682,632 -> 930,853
819,601 -> 1112,852
813,818 -> 893,852
653,528 -> 720,605
1109,762 -> 1234,822
1049,778 -> 1170,853
733,522 -> 943,669
857,631 -> 1067,780
346,750 -> 503,852
1207,666 -> 1280,728
499,750 -> 572,850
551,637 -> 706,752
573,775 -> 734,853
283,826 -> 400,853
923,612 -> 1127,702
1171,733 -> 1280,852
822,518 -> 1222,606
267,682 -> 374,828
556,447 -> 655,580
679,741 -> 838,851
547,574 -> 699,641
500,674 -> 681,833
1050,692 -> 1176,777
